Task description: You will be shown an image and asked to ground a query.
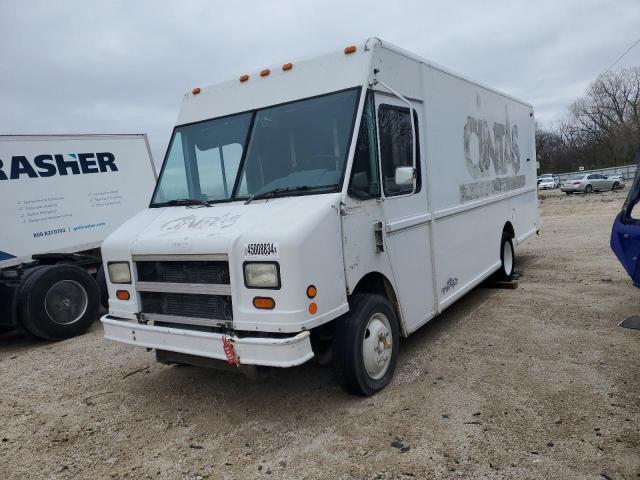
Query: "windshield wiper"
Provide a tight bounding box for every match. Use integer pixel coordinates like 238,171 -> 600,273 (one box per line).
151,198 -> 211,208
244,185 -> 335,204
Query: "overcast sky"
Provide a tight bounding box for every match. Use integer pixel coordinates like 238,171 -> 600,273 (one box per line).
1,0 -> 639,164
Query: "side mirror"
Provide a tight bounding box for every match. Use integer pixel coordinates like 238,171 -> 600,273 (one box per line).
395,166 -> 414,187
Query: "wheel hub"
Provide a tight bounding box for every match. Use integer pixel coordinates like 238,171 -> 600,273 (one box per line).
363,313 -> 393,380
45,280 -> 89,325
503,241 -> 514,276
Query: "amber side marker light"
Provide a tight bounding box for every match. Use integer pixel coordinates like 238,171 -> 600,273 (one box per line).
282,63 -> 293,71
116,290 -> 130,301
306,285 -> 317,299
344,45 -> 357,54
260,69 -> 270,77
192,87 -> 201,95
253,297 -> 275,310
308,302 -> 318,315
239,74 -> 250,82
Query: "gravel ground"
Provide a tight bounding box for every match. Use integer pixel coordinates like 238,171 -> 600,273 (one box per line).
1,188 -> 639,480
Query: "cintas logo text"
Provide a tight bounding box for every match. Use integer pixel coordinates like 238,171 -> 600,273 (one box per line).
0,152 -> 118,180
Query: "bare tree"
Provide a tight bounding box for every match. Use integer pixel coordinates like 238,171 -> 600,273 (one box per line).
537,67 -> 640,173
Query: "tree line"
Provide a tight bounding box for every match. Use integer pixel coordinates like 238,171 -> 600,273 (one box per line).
536,67 -> 640,174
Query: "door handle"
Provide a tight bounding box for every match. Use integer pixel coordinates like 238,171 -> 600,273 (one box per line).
374,221 -> 384,253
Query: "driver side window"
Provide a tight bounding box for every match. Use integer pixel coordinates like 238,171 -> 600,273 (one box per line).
378,105 -> 421,196
348,91 -> 380,199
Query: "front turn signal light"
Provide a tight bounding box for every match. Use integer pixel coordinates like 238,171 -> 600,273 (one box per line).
253,297 -> 275,310
116,290 -> 130,301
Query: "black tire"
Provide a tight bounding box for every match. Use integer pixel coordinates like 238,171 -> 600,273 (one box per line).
496,232 -> 515,281
96,264 -> 109,310
18,265 -> 99,341
333,294 -> 399,396
612,182 -> 619,191
584,184 -> 593,194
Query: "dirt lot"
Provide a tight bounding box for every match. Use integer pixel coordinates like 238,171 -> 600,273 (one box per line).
1,188 -> 639,480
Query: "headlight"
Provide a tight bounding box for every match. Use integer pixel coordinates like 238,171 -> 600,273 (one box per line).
107,262 -> 132,284
243,262 -> 280,289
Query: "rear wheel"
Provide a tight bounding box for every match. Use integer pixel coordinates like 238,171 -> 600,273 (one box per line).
333,294 -> 399,396
18,265 -> 99,340
496,232 -> 515,281
612,182 -> 619,191
585,184 -> 593,194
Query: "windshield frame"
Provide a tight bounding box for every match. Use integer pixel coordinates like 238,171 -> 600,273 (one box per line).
150,86 -> 362,207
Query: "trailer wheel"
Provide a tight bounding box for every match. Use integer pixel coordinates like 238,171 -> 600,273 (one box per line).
96,264 -> 109,310
18,265 -> 99,341
333,294 -> 399,396
496,232 -> 515,281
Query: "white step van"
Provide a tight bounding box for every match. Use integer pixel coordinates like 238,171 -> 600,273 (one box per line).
100,38 -> 538,395
0,134 -> 156,340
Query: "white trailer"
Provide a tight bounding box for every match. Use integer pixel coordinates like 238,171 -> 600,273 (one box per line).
0,134 -> 156,340
100,38 -> 538,395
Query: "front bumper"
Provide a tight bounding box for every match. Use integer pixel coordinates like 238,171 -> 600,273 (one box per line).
101,315 -> 314,368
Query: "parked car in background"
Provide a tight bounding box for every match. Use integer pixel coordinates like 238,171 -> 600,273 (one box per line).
561,173 -> 620,194
607,174 -> 626,189
537,174 -> 559,189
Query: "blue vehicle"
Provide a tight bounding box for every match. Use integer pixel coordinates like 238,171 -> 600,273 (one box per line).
611,149 -> 640,287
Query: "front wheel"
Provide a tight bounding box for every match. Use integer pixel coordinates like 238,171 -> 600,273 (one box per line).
496,232 -> 515,281
612,182 -> 619,191
333,294 -> 399,396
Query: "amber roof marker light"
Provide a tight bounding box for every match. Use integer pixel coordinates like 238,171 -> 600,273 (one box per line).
260,69 -> 271,77
239,74 -> 250,82
282,63 -> 293,71
344,45 -> 357,54
191,87 -> 201,95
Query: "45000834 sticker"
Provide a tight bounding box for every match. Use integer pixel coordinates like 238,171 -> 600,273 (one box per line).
244,242 -> 279,257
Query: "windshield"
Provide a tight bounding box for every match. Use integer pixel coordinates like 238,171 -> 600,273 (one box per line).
151,88 -> 360,206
